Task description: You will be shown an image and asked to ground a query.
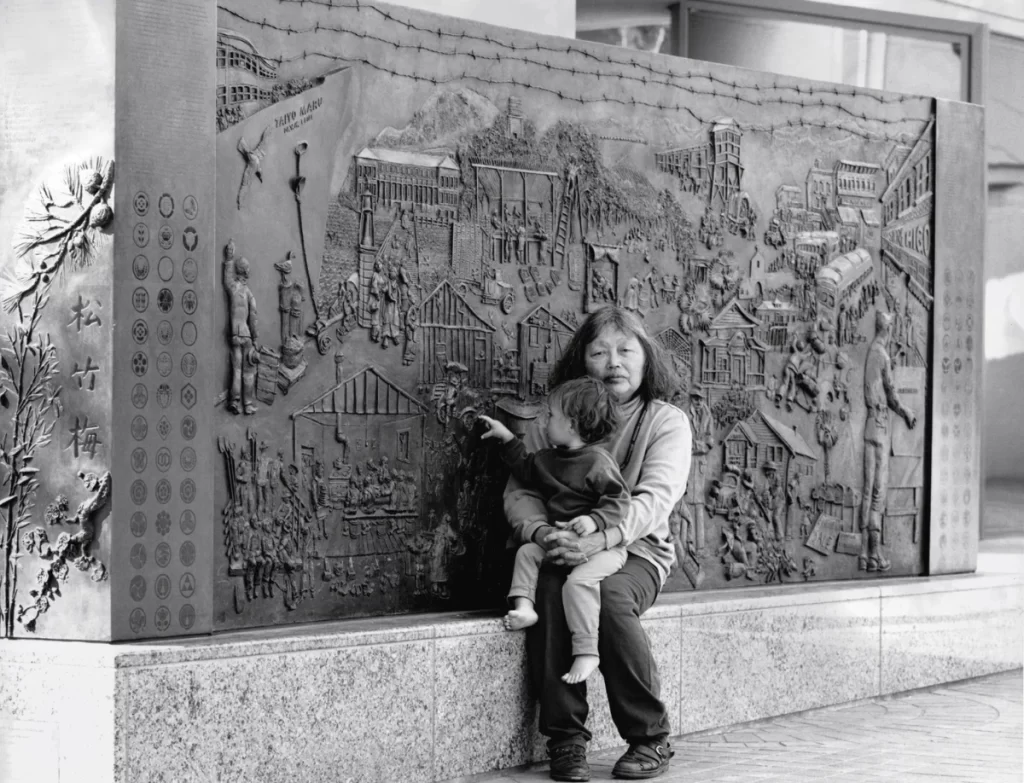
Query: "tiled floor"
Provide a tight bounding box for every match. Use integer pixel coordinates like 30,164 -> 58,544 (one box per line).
450,670 -> 1023,783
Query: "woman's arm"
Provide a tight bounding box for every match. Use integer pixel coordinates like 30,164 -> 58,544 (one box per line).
604,406 -> 692,549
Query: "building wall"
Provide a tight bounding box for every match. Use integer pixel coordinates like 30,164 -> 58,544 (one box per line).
982,34 -> 1024,483
984,183 -> 1024,481
688,12 -> 848,85
391,0 -> 577,38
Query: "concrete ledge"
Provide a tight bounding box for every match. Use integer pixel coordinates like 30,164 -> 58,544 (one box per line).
1,571 -> 1021,783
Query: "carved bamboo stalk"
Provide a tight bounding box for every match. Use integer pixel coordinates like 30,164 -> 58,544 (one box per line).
2,470 -> 17,637
2,335 -> 26,638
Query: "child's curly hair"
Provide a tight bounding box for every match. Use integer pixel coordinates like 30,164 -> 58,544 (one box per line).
548,377 -> 621,445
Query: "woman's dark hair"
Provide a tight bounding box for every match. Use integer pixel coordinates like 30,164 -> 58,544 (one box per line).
549,377 -> 620,444
549,305 -> 677,402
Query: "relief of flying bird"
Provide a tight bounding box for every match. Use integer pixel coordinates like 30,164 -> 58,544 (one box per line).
236,127 -> 270,210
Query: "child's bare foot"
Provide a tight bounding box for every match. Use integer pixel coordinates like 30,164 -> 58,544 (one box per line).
561,654 -> 599,684
503,607 -> 538,631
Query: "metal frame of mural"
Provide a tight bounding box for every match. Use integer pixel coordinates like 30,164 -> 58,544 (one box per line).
0,0 -> 984,639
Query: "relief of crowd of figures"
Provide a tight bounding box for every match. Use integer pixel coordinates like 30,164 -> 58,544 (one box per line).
217,76 -> 933,619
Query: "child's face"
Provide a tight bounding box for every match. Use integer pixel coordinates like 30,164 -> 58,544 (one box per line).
545,399 -> 579,448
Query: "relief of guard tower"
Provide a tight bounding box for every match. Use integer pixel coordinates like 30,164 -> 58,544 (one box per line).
710,118 -> 744,211
655,117 -> 744,211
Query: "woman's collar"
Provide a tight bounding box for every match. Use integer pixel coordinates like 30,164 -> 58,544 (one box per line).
618,394 -> 644,418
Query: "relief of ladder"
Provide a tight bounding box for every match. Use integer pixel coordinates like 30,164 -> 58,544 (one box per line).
552,169 -> 578,268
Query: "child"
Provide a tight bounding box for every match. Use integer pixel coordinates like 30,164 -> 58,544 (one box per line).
478,376 -> 630,684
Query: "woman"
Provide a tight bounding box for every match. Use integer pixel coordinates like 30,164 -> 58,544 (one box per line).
504,306 -> 692,781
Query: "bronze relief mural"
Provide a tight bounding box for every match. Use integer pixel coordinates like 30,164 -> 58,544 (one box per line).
0,1 -> 964,640
209,0 -> 936,629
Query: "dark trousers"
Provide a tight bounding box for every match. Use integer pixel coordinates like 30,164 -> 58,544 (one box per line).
527,554 -> 671,749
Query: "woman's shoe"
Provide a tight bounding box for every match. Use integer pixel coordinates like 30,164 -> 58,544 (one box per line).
612,740 -> 673,779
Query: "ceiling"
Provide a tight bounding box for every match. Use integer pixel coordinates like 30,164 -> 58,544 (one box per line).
575,0 -> 1024,37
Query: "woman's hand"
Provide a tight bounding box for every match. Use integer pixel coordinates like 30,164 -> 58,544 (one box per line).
529,524 -> 562,553
541,528 -> 604,567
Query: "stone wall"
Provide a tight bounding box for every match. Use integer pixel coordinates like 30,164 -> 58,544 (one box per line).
1,569 -> 1019,782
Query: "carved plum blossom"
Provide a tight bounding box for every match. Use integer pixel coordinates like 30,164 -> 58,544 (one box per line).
15,472 -> 110,632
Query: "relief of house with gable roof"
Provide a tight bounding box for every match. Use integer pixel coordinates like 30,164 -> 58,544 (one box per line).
697,298 -> 768,396
722,409 -> 817,482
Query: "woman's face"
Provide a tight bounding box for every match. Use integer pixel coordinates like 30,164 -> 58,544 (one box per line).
583,326 -> 646,402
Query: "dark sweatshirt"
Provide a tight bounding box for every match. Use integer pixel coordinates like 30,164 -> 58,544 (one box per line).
498,439 -> 630,531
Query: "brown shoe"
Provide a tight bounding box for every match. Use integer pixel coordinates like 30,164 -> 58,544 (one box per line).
612,741 -> 673,780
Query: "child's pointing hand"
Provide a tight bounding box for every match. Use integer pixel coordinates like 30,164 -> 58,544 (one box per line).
477,414 -> 515,444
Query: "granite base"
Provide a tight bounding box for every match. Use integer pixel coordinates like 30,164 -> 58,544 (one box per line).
1,571 -> 1020,783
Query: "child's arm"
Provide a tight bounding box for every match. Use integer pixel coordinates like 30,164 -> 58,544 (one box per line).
478,414 -> 515,444
479,414 -> 540,487
503,419 -> 553,547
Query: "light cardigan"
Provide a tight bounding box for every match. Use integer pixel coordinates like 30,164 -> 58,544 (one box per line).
504,395 -> 693,586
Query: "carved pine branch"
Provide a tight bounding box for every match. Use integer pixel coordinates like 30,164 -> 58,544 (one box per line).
5,162 -> 113,314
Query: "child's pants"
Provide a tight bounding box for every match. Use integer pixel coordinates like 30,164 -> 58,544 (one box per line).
508,542 -> 629,657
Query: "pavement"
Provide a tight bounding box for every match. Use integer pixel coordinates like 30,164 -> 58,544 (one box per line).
446,669 -> 1023,783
